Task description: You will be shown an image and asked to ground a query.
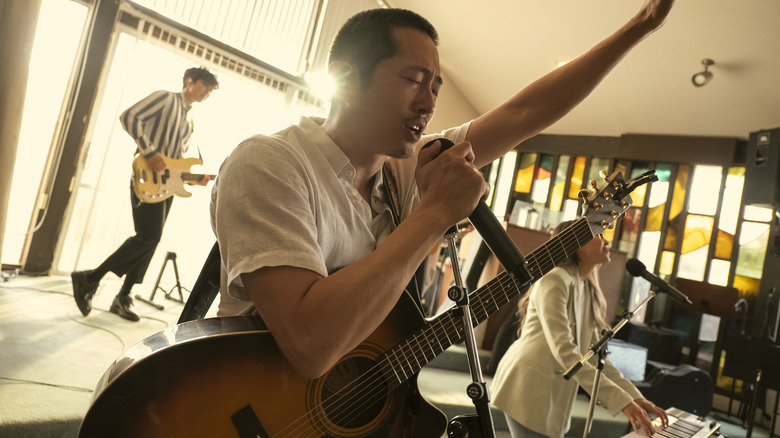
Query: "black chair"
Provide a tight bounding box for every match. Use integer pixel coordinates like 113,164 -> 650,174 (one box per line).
177,241 -> 221,323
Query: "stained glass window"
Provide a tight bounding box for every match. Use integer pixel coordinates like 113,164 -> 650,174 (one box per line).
568,156 -> 587,199
514,153 -> 537,194
659,251 -> 675,276
708,259 -> 731,286
630,165 -> 650,208
531,154 -> 555,204
663,165 -> 690,252
618,208 -> 642,254
588,157 -> 610,189
678,214 -> 715,281
549,156 -> 570,212
718,167 -> 745,235
735,221 -> 770,284
744,205 -> 773,222
637,231 -> 661,272
494,151 -> 518,220
670,165 -> 689,221
689,165 -> 723,216
494,146 -> 757,303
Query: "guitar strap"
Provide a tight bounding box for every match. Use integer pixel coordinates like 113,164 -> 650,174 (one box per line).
382,164 -> 429,437
382,164 -> 430,316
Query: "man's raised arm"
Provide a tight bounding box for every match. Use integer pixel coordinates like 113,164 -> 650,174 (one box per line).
467,0 -> 675,168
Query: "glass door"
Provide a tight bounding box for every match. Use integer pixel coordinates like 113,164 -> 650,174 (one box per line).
56,27 -> 308,288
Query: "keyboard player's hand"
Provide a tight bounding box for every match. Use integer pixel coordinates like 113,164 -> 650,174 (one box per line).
635,398 -> 668,429
623,398 -> 668,435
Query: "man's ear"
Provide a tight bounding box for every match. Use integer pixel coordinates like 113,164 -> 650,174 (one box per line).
328,61 -> 355,90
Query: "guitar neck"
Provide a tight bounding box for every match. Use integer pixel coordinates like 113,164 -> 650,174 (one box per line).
182,172 -> 216,181
379,217 -> 594,386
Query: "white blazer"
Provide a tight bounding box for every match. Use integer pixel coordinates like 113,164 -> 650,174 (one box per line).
490,263 -> 643,437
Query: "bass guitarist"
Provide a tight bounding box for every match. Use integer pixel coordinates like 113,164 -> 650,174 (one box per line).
71,66 -> 218,322
212,2 -> 673,436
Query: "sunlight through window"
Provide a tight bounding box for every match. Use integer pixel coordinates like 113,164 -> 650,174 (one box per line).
2,0 -> 87,266
688,165 -> 722,216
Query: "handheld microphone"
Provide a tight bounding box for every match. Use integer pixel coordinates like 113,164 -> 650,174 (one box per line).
625,258 -> 692,305
422,138 -> 526,273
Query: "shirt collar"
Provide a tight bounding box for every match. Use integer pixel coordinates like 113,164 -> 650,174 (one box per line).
175,92 -> 191,111
299,116 -> 392,221
299,116 -> 353,177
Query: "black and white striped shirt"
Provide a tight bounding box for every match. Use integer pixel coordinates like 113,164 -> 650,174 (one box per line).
120,90 -> 192,159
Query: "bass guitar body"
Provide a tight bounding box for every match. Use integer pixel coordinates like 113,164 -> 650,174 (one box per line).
78,292 -> 447,438
131,154 -> 212,203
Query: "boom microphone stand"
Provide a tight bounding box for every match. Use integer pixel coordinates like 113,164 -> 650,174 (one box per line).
564,290 -> 658,438
444,227 -> 497,438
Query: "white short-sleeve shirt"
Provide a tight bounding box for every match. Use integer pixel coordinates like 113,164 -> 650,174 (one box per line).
211,116 -> 470,314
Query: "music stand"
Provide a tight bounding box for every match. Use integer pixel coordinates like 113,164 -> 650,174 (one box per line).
722,336 -> 780,437
673,278 -> 738,375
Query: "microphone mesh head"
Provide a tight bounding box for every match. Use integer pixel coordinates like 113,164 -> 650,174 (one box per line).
625,258 -> 646,277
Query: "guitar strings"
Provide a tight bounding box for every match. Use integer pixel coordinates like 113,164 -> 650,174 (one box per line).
271,276 -> 519,437
303,220 -> 591,437
275,220 -> 593,437
273,219 -> 594,437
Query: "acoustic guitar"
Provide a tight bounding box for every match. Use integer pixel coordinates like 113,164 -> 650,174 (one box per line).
131,154 -> 215,203
78,170 -> 656,438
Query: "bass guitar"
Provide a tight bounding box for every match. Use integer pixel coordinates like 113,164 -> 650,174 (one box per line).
78,170 -> 656,438
131,154 -> 215,203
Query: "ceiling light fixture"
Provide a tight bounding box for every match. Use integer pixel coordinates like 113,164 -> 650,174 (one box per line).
691,58 -> 715,87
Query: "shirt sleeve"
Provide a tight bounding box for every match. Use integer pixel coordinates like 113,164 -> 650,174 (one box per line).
119,90 -> 170,157
211,136 -> 326,302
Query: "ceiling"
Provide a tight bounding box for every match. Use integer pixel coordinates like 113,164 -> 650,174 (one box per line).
388,0 -> 780,140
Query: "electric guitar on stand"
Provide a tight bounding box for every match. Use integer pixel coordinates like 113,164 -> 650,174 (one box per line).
78,170 -> 657,438
131,154 -> 215,203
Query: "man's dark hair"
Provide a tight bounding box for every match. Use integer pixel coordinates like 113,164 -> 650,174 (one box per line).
183,67 -> 219,89
328,8 -> 438,89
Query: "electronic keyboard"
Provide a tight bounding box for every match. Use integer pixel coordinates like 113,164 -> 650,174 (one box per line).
622,407 -> 721,437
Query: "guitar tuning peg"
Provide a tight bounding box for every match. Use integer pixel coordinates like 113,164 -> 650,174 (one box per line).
577,189 -> 592,200
599,169 -> 608,180
590,179 -> 598,190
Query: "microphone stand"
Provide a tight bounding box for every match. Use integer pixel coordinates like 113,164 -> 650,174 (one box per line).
564,289 -> 657,438
444,226 -> 496,438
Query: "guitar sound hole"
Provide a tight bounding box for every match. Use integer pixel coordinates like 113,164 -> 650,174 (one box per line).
321,356 -> 388,430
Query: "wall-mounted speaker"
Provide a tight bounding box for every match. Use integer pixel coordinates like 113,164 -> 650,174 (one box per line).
743,127 -> 780,207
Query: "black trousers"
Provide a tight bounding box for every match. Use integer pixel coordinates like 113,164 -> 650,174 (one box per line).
99,185 -> 173,285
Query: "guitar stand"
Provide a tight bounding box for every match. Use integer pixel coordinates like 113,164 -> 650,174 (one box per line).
444,228 -> 497,438
135,251 -> 184,310
565,290 -> 657,438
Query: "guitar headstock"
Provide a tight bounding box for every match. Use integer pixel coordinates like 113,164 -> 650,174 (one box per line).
582,169 -> 658,236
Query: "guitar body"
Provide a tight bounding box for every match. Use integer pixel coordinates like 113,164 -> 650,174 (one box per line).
78,292 -> 447,438
131,154 -> 210,203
